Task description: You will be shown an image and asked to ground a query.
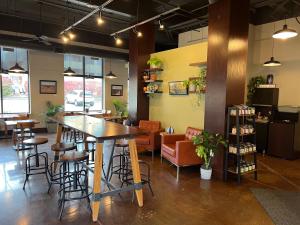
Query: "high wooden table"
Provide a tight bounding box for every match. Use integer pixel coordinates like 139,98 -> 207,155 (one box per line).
0,114 -> 22,138
52,115 -> 145,222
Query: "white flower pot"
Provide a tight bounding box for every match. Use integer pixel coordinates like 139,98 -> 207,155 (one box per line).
200,167 -> 212,180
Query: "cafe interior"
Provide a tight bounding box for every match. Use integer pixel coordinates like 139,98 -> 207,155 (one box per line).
0,0 -> 300,224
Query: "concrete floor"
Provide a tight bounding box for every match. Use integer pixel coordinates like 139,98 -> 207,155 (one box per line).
0,133 -> 299,225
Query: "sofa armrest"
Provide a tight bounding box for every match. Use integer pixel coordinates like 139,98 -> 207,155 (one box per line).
162,134 -> 185,145
176,140 -> 201,165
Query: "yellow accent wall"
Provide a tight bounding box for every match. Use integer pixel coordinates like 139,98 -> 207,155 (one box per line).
149,42 -> 207,133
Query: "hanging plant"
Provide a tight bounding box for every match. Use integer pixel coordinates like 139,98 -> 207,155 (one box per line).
247,76 -> 266,104
184,67 -> 206,106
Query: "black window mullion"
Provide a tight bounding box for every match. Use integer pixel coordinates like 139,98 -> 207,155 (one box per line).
83,56 -> 85,111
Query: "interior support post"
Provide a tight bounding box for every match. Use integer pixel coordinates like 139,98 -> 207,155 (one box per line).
204,0 -> 250,179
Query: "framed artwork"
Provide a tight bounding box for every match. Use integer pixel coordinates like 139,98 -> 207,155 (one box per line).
111,85 -> 123,96
168,81 -> 188,95
40,80 -> 57,94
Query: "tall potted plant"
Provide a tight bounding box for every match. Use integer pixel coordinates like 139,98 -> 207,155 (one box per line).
112,100 -> 128,117
192,131 -> 227,180
45,101 -> 63,133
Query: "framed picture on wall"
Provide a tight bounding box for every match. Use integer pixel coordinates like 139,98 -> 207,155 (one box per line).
111,85 -> 123,96
169,81 -> 188,95
40,80 -> 57,94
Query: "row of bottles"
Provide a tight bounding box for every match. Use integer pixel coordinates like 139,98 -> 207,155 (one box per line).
232,125 -> 254,135
230,105 -> 255,116
229,143 -> 256,154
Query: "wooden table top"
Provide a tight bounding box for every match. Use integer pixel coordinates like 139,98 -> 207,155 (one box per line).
52,115 -> 144,141
0,114 -> 20,120
5,119 -> 40,126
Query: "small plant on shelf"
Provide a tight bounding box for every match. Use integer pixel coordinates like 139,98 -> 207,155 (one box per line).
147,57 -> 163,69
192,131 -> 227,180
247,76 -> 266,104
112,100 -> 128,117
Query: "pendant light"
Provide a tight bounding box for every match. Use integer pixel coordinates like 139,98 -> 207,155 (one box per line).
264,38 -> 281,67
105,59 -> 117,79
9,48 -> 25,73
272,18 -> 298,40
63,54 -> 76,75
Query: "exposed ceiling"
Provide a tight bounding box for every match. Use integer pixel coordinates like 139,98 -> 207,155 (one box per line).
0,0 -> 299,57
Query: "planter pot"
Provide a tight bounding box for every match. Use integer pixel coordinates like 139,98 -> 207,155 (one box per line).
46,121 -> 57,133
150,74 -> 157,81
200,167 -> 212,180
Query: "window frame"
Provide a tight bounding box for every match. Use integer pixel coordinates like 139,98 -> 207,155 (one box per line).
0,47 -> 31,114
64,54 -> 104,112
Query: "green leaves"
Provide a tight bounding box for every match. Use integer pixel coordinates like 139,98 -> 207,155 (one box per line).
147,57 -> 163,67
112,100 -> 128,117
46,101 -> 63,117
192,131 -> 227,169
247,76 -> 266,104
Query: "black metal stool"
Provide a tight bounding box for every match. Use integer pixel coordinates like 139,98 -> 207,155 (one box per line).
23,137 -> 49,190
58,151 -> 90,220
110,139 -> 129,181
48,142 -> 77,193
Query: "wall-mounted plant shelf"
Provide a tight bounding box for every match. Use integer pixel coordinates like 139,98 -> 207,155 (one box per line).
144,80 -> 163,83
144,91 -> 163,94
189,62 -> 207,67
144,68 -> 164,73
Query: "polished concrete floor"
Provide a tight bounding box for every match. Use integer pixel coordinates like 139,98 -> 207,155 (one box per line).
0,133 -> 299,225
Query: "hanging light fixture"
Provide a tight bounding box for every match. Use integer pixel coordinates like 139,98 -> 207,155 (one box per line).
272,19 -> 298,40
105,58 -> 117,79
63,54 -> 76,75
68,30 -> 76,40
264,38 -> 281,67
97,11 -> 104,25
133,27 -> 142,37
9,48 -> 25,73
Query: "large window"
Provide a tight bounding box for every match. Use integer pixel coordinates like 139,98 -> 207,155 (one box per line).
0,47 -> 30,113
64,54 -> 103,112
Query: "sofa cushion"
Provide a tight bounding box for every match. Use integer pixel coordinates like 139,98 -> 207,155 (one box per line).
185,127 -> 202,140
139,120 -> 161,132
135,135 -> 150,145
162,144 -> 176,157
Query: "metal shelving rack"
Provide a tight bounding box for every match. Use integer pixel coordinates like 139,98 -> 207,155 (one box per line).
224,106 -> 258,184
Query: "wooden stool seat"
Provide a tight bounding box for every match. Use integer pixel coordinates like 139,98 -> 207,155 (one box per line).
115,139 -> 129,147
51,143 -> 77,152
60,151 -> 89,162
23,137 -> 48,145
86,136 -> 96,143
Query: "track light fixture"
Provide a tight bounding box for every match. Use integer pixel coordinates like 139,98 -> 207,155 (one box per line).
114,35 -> 123,45
61,33 -> 69,43
159,20 -> 164,30
97,11 -> 104,25
133,27 -> 143,38
68,30 -> 76,40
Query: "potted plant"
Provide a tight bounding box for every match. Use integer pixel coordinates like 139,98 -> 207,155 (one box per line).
192,131 -> 227,180
112,100 -> 128,117
147,57 -> 163,69
247,76 -> 266,104
45,101 -> 63,133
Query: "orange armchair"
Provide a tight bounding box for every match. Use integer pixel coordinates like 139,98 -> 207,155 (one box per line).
135,120 -> 162,159
161,127 -> 202,180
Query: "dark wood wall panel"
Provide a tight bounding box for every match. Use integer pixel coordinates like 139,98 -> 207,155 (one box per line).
204,0 -> 249,179
128,23 -> 155,123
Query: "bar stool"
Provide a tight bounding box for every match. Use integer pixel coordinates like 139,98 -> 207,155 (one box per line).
58,151 -> 90,220
23,137 -> 49,190
15,121 -> 35,151
48,142 -> 77,193
110,139 -> 129,181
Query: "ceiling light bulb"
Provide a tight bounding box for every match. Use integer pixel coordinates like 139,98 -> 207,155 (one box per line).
97,12 -> 104,25
159,20 -> 165,30
115,37 -> 122,45
68,31 -> 75,40
137,31 -> 143,37
62,34 -> 69,43
272,24 -> 298,39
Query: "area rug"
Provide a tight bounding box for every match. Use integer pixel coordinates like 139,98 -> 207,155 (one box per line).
251,188 -> 300,225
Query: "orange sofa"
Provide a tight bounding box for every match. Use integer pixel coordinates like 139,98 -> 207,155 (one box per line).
161,127 -> 202,180
135,120 -> 162,159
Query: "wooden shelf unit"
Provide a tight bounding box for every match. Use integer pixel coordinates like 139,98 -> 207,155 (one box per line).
188,62 -> 207,67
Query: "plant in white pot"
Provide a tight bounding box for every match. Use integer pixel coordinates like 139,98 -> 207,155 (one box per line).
192,131 -> 227,180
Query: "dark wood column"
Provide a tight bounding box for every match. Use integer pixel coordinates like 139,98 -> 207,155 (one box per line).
204,0 -> 250,178
128,23 -> 155,123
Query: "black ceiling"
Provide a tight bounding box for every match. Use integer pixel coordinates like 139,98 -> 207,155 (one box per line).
0,0 -> 299,56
